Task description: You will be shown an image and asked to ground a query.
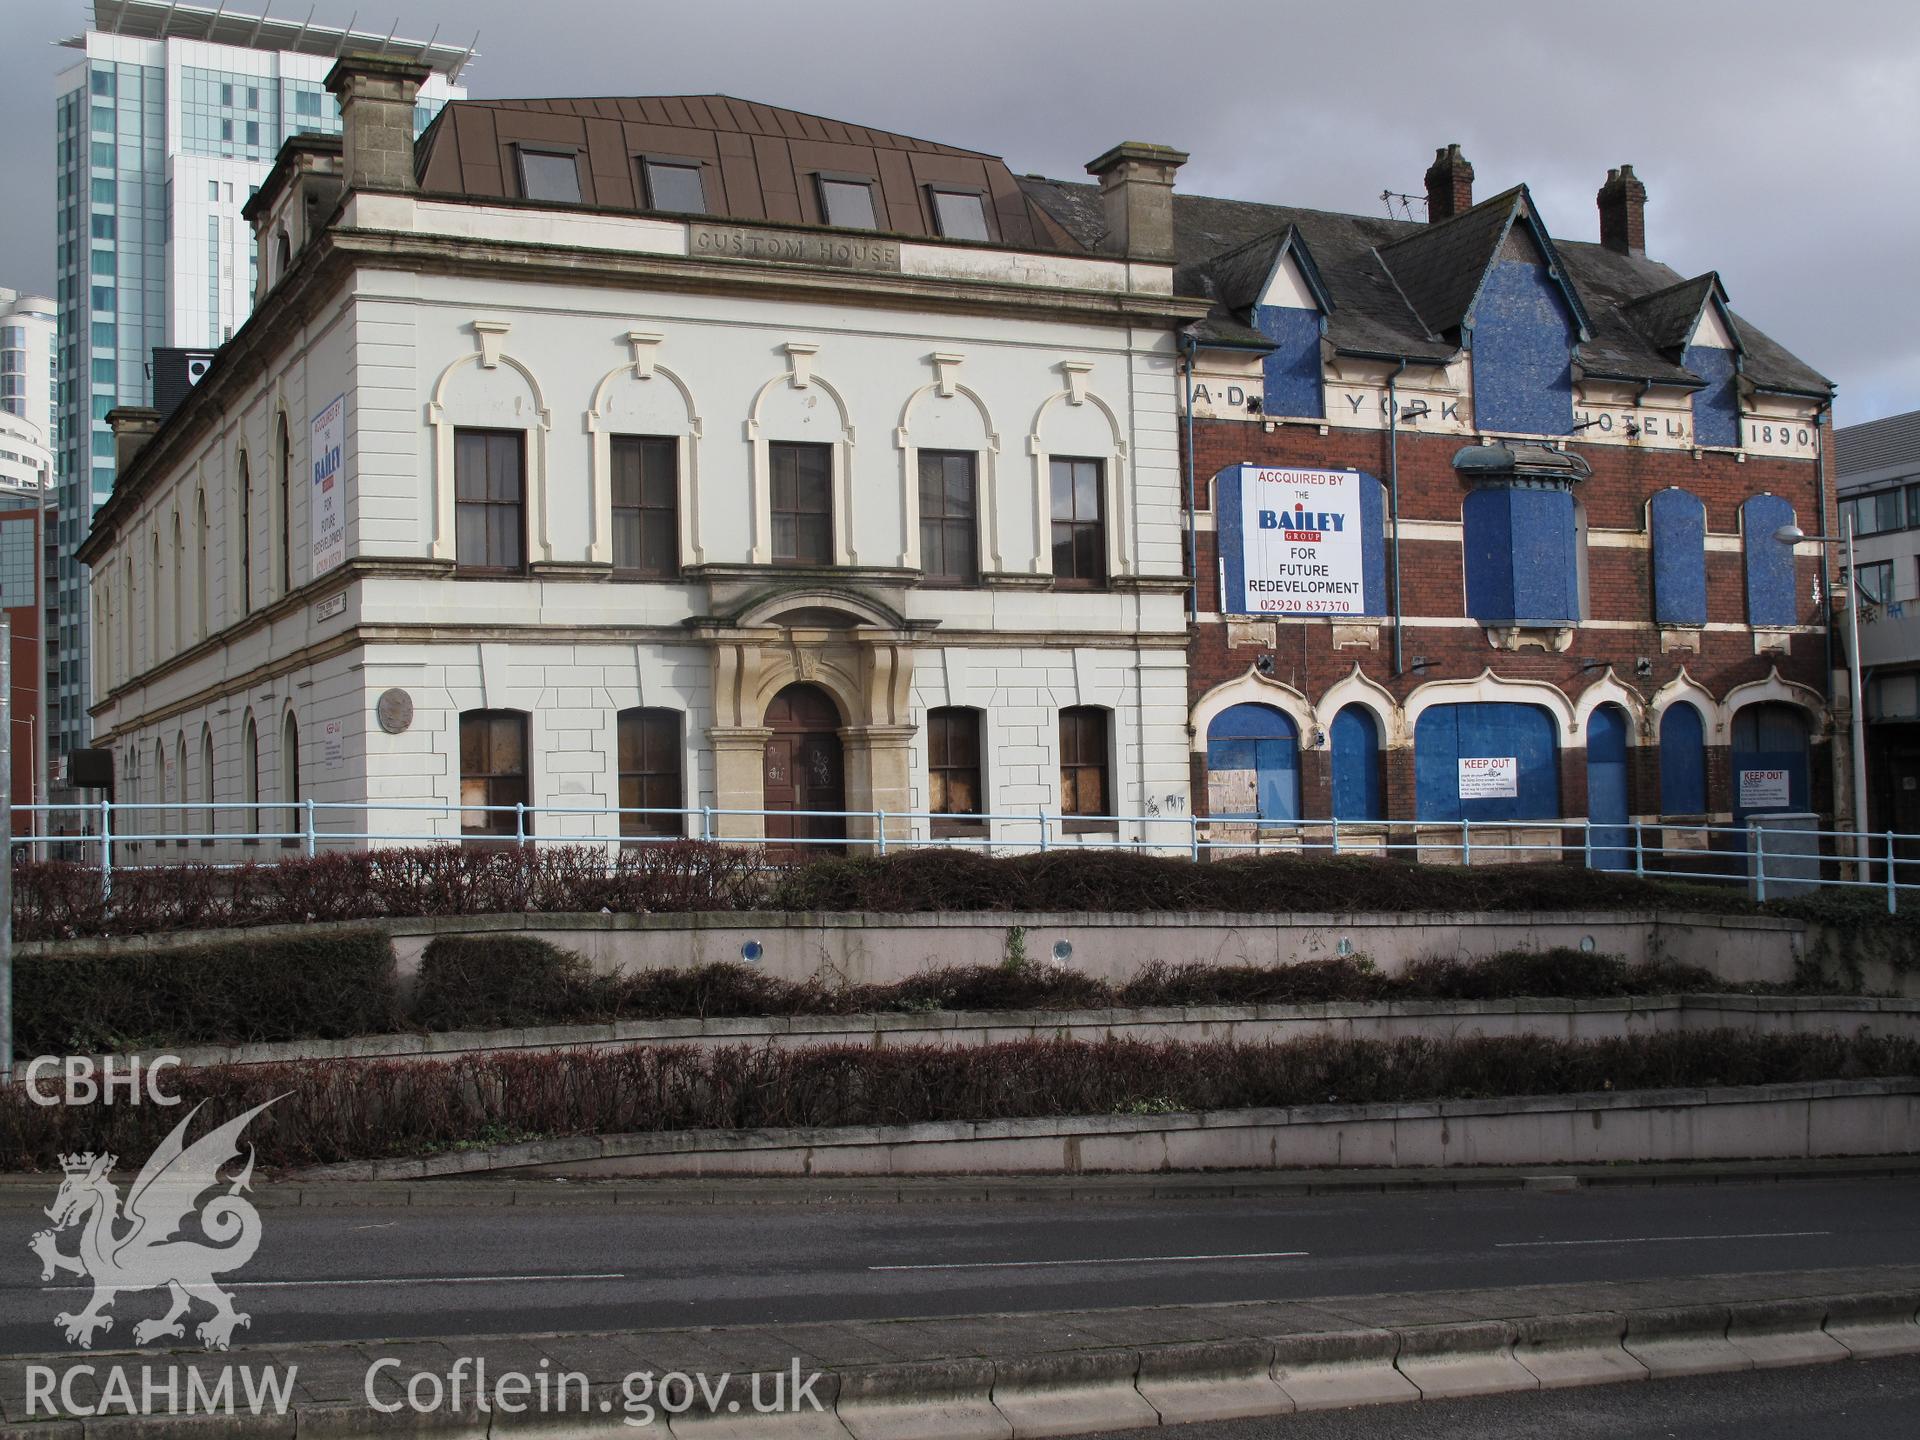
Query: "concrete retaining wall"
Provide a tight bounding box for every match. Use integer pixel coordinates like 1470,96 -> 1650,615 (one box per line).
304,1077 -> 1920,1181
20,907 -> 1808,989
67,993 -> 1920,1076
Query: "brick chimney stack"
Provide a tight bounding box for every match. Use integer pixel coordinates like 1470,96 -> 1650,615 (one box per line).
1424,144 -> 1475,222
325,53 -> 432,194
1597,164 -> 1649,255
1085,142 -> 1188,264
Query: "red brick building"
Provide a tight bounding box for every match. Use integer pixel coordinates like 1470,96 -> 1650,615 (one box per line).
1024,146 -> 1837,864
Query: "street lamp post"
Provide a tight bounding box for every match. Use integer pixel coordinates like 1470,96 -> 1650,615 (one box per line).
1777,520 -> 1870,869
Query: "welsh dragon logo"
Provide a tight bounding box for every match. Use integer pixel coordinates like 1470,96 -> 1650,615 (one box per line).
29,1097 -> 281,1351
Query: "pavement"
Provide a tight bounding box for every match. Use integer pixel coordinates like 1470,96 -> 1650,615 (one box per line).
1074,1352 -> 1920,1439
0,1264 -> 1915,1434
0,1172 -> 1917,1350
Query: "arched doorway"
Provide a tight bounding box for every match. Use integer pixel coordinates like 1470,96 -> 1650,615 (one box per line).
1205,703 -> 1300,826
1330,704 -> 1384,821
764,683 -> 845,856
1585,704 -> 1630,870
1731,702 -> 1810,821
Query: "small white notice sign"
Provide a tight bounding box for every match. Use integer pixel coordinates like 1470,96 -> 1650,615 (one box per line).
1738,768 -> 1790,808
322,717 -> 345,772
1458,756 -> 1519,800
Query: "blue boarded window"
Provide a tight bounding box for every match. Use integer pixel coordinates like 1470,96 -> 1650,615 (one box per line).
1414,702 -> 1559,823
1252,305 -> 1323,419
1685,344 -> 1740,449
1330,704 -> 1383,821
1206,704 -> 1300,823
1659,702 -> 1707,815
1741,494 -> 1797,627
1469,247 -> 1576,436
1462,487 -> 1580,625
1649,488 -> 1707,626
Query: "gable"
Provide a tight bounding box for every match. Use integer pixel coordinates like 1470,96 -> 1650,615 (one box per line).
1258,249 -> 1320,310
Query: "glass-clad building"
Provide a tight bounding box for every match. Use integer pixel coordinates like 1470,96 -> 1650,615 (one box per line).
50,0 -> 470,775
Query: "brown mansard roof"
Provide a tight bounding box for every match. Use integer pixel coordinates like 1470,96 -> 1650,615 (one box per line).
414,95 -> 1083,251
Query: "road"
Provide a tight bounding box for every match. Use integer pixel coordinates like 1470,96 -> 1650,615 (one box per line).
1079,1353 -> 1920,1439
2,1176 -> 1917,1352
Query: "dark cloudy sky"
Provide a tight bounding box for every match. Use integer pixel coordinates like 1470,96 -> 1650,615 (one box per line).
5,0 -> 1915,427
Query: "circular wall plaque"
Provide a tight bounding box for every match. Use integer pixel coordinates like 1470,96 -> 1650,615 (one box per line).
376,688 -> 415,735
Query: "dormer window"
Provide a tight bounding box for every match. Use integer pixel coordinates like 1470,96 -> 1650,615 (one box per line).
816,175 -> 877,230
517,147 -> 582,204
929,186 -> 990,241
640,158 -> 706,215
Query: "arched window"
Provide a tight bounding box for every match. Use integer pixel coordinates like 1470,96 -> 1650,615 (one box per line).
1659,702 -> 1708,816
120,557 -> 134,678
171,511 -> 185,655
237,452 -> 252,615
174,734 -> 188,845
194,491 -> 209,639
616,707 -> 681,840
1741,494 -> 1797,628
461,710 -> 531,839
1649,488 -> 1708,627
1206,703 -> 1300,824
280,710 -> 300,848
149,532 -> 162,666
242,713 -> 260,844
199,725 -> 215,849
276,413 -> 292,596
1330,704 -> 1384,821
1414,701 -> 1559,823
153,738 -> 168,844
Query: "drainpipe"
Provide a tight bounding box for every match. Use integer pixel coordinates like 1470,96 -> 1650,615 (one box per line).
1180,331 -> 1200,622
1386,358 -> 1409,675
1813,398 -> 1835,701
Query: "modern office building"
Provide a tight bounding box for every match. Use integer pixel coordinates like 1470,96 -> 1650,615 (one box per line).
1,288 -> 58,825
49,0 -> 469,776
1836,408 -> 1920,839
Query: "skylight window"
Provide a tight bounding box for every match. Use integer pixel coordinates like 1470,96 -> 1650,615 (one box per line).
817,177 -> 877,230
518,148 -> 582,204
930,188 -> 990,242
642,159 -> 707,215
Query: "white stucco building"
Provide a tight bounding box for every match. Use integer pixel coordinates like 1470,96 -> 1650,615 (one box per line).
80,59 -> 1204,854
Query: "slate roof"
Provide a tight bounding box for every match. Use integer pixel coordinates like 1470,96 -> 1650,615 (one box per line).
1621,273 -> 1728,354
1019,175 -> 1830,399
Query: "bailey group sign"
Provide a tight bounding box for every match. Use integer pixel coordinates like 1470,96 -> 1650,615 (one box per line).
1218,465 -> 1383,617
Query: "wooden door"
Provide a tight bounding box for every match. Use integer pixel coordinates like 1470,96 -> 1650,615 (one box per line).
763,684 -> 845,857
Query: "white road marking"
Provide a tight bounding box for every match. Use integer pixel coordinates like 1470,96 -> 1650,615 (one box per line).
871,1250 -> 1310,1272
43,1272 -> 626,1292
1495,1230 -> 1832,1249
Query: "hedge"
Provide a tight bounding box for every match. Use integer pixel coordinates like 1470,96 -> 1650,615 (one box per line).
19,843 -> 1909,944
409,939 -> 1741,1031
12,841 -> 764,941
0,1029 -> 1912,1172
14,928 -> 401,1055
